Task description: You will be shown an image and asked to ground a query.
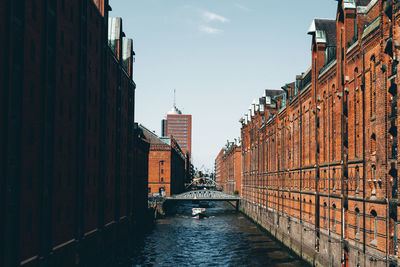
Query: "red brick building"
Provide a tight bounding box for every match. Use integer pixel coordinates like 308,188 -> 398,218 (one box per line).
215,149 -> 225,189
237,1 -> 400,266
133,123 -> 150,227
214,142 -> 242,195
140,125 -> 186,197
0,1 -> 148,266
166,105 -> 192,157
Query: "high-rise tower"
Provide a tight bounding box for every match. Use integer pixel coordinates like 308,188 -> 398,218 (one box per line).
164,90 -> 192,156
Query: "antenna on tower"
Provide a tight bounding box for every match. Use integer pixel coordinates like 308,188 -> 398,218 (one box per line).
173,89 -> 176,108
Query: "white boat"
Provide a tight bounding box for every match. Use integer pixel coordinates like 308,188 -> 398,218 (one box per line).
192,208 -> 206,219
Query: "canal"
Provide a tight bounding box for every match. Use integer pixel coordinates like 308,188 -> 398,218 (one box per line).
118,202 -> 309,266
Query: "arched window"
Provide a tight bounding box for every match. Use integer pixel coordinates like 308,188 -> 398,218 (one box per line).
324,202 -> 328,227
355,208 -> 360,239
333,168 -> 337,192
332,204 -> 337,232
371,133 -> 376,155
370,56 -> 376,117
309,199 -> 313,223
370,210 -> 378,245
355,166 -> 360,194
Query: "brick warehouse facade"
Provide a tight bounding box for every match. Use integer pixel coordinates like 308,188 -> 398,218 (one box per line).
214,141 -> 242,195
0,1 -> 149,266
140,125 -> 186,197
236,1 -> 400,266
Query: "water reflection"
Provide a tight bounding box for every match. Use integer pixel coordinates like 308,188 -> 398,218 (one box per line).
121,202 -> 308,267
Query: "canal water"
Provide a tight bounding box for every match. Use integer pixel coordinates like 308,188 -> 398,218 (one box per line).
119,202 -> 308,267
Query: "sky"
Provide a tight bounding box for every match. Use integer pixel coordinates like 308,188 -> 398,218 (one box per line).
110,0 -> 338,171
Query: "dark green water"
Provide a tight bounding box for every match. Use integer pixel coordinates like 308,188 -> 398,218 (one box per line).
120,202 -> 308,267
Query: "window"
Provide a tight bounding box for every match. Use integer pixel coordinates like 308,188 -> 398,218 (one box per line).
370,210 -> 378,245
332,204 -> 336,232
370,56 -> 376,117
161,169 -> 164,174
324,203 -> 328,227
355,208 -> 360,239
148,187 -> 151,194
355,166 -> 360,193
371,133 -> 376,154
161,178 -> 164,182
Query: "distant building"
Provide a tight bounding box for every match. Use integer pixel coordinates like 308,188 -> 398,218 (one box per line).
165,105 -> 192,157
161,119 -> 167,137
215,149 -> 225,189
214,141 -> 242,195
133,123 -> 150,227
139,125 -> 186,196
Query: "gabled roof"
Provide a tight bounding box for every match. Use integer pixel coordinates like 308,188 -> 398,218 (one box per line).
264,89 -> 284,98
139,124 -> 170,146
308,19 -> 337,46
355,0 -> 372,7
343,0 -> 373,9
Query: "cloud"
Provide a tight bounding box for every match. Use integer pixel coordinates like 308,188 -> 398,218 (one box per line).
202,11 -> 229,23
199,25 -> 223,34
235,4 -> 251,11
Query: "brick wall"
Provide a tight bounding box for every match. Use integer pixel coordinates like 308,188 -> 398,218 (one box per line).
0,1 -> 143,266
236,1 -> 400,266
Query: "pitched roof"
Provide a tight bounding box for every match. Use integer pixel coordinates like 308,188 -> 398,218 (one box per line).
139,124 -> 170,146
355,0 -> 372,6
265,89 -> 284,98
308,19 -> 337,46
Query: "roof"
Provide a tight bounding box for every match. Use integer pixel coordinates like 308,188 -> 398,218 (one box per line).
264,89 -> 284,98
355,0 -> 372,7
139,124 -> 170,146
122,38 -> 133,61
108,17 -> 122,41
308,19 -> 337,46
342,0 -> 373,9
167,105 -> 182,115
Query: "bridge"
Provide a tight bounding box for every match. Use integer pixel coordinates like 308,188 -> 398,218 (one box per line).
185,177 -> 220,190
166,189 -> 241,211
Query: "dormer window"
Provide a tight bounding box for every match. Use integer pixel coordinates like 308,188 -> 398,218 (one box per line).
324,46 -> 336,65
316,30 -> 327,43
